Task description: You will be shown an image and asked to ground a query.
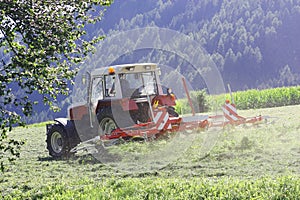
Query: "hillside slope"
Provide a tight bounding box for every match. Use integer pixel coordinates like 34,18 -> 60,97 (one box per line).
95,0 -> 300,90
5,0 -> 300,124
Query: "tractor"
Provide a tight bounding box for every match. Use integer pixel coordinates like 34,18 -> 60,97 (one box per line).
46,63 -> 270,159
46,63 -> 208,158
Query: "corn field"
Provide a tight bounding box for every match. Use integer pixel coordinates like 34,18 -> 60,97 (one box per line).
175,86 -> 300,114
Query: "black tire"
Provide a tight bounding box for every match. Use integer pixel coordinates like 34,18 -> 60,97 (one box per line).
97,109 -> 118,135
46,124 -> 71,158
129,102 -> 150,123
167,106 -> 179,117
97,107 -> 134,132
98,116 -> 117,135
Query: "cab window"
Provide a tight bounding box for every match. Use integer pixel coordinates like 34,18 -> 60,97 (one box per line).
104,75 -> 116,97
91,77 -> 103,104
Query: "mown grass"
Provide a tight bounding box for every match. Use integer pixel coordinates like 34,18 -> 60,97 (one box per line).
6,176 -> 300,199
1,105 -> 300,199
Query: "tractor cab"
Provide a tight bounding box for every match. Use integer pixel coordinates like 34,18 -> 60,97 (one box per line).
86,63 -> 176,132
68,63 -> 176,128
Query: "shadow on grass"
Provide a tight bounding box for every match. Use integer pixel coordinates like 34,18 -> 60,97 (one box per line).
37,154 -> 103,165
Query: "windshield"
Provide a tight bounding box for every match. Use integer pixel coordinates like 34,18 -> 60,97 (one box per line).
120,72 -> 158,97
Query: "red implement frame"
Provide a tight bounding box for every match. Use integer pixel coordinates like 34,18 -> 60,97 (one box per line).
209,84 -> 264,128
100,107 -> 209,141
209,102 -> 264,127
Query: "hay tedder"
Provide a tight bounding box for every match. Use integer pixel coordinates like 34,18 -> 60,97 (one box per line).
46,63 -> 267,158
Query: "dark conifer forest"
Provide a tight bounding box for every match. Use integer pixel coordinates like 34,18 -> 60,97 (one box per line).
17,0 -> 300,123
97,0 -> 300,89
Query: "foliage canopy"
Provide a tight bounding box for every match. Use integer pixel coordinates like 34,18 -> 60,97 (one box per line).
0,0 -> 112,172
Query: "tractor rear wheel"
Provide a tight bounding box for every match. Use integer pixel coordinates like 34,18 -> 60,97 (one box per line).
46,124 -> 71,158
98,116 -> 117,135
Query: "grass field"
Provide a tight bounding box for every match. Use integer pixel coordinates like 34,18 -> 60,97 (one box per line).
1,105 -> 300,199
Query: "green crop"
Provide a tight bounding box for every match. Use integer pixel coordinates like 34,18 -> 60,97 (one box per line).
176,86 -> 300,113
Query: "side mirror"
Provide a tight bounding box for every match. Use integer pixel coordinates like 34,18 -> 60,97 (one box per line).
158,68 -> 161,76
82,74 -> 87,85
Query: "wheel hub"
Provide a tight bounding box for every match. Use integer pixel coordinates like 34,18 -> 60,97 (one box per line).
51,131 -> 63,153
100,117 -> 116,135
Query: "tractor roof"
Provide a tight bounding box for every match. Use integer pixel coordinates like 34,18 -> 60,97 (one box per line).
91,63 -> 158,76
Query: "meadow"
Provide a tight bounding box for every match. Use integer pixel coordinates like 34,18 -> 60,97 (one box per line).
1,103 -> 300,199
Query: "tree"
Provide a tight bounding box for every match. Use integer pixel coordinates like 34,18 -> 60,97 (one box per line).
0,0 -> 112,172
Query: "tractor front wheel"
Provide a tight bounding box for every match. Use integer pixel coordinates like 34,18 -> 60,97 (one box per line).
46,124 -> 71,158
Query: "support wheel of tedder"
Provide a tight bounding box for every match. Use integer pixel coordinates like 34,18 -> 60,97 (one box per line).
46,124 -> 71,159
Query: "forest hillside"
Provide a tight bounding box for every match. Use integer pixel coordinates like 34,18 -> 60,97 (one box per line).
19,0 -> 300,123
95,0 -> 300,90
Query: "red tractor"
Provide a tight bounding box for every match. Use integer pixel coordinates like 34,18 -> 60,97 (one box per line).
46,63 -> 208,158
